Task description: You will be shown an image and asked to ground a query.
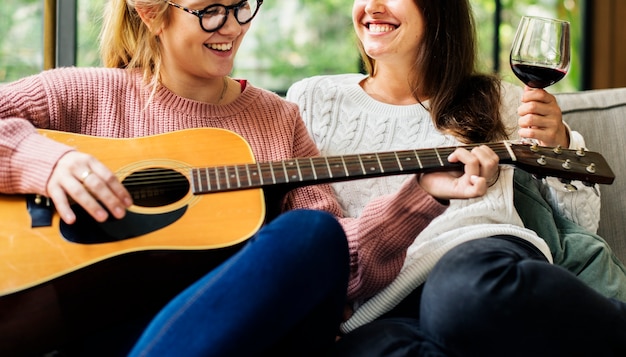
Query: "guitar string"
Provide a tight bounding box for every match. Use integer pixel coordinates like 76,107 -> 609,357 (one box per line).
116,143 -> 591,188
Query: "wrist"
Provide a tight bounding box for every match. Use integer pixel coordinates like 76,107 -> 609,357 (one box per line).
486,167 -> 501,187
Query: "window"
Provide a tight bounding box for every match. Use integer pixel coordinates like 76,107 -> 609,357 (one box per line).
1,0 -> 584,93
493,0 -> 583,92
0,0 -> 44,82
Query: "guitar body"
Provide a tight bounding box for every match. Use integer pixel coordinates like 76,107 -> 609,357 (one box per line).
0,128 -> 264,355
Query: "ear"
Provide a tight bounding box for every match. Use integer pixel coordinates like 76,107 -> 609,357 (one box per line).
135,5 -> 164,35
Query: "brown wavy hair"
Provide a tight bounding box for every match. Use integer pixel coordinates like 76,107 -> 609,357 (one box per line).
358,0 -> 509,143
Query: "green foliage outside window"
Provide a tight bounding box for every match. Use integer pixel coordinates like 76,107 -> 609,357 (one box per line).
0,0 -> 582,93
0,0 -> 43,82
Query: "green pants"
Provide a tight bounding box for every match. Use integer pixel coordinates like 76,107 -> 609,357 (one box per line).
514,170 -> 626,301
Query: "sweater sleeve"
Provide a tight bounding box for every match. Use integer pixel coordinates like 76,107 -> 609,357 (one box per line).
0,75 -> 75,194
286,79 -> 448,301
500,82 -> 601,233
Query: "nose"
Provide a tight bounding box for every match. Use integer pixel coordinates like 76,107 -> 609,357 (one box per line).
364,0 -> 386,14
218,9 -> 243,34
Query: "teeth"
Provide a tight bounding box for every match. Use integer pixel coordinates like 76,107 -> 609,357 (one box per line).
369,24 -> 395,33
207,43 -> 233,51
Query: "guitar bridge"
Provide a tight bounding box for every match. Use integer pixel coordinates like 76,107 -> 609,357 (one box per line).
26,194 -> 54,227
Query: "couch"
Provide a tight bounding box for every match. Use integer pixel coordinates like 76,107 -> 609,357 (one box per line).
555,87 -> 626,263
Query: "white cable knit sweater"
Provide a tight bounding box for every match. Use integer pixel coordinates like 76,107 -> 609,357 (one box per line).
286,73 -> 601,333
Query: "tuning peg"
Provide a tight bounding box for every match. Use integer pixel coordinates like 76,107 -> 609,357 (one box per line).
553,145 -> 563,154
562,159 -> 572,170
537,155 -> 547,166
576,147 -> 586,157
586,163 -> 597,174
582,181 -> 600,196
559,178 -> 578,192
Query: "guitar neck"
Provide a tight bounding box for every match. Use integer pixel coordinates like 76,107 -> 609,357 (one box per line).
190,142 -> 516,194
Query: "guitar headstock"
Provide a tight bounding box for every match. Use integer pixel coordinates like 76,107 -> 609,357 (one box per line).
508,142 -> 615,185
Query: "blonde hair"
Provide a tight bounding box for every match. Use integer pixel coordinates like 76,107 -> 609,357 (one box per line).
100,0 -> 169,89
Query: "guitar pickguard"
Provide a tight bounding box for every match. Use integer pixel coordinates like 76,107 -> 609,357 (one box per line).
60,204 -> 188,244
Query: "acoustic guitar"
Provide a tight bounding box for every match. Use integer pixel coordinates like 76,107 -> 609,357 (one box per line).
0,128 -> 614,355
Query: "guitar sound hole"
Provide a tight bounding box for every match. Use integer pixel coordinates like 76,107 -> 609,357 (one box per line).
122,168 -> 190,207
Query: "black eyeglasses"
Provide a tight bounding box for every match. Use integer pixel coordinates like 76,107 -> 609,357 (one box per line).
166,0 -> 263,33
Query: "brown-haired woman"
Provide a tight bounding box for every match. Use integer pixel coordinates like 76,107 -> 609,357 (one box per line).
288,0 -> 626,355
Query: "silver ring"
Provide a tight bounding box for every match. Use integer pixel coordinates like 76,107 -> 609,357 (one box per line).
80,170 -> 93,182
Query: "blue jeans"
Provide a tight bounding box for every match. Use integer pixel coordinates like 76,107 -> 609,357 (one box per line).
130,209 -> 349,357
333,236 -> 626,357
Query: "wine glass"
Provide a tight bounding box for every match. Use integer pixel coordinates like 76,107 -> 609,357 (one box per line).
510,16 -> 571,88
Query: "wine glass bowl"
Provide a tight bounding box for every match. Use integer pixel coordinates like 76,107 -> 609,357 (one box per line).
510,16 -> 571,89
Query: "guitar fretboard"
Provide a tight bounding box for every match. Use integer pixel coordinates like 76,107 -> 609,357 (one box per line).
190,142 -> 515,194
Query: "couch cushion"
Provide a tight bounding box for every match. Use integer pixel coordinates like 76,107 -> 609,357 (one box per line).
556,88 -> 626,263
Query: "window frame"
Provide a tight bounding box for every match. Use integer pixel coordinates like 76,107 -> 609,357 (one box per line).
44,0 -> 76,69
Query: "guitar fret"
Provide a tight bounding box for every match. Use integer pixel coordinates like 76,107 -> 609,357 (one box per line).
224,166 -> 231,189
256,162 -> 263,185
375,153 -> 384,173
285,160 -> 300,182
203,168 -> 210,191
234,165 -> 242,188
214,167 -> 221,190
193,169 -> 202,192
281,161 -> 289,183
245,164 -> 252,187
394,152 -> 404,171
324,157 -> 333,178
269,162 -> 277,184
327,156 -> 349,177
309,158 -> 318,180
378,153 -> 400,172
282,160 -> 297,183
359,154 -> 385,175
358,155 -> 367,174
413,150 -> 423,168
434,148 -> 444,166
294,160 -> 303,182
340,156 -> 349,176
503,141 -> 516,161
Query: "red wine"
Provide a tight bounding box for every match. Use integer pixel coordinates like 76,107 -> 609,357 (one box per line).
511,63 -> 566,88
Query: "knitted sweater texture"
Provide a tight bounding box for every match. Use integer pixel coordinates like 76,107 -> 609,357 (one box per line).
0,67 -> 447,300
287,73 -> 601,332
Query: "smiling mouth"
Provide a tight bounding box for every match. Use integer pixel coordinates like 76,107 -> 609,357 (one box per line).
206,43 -> 233,51
367,23 -> 397,33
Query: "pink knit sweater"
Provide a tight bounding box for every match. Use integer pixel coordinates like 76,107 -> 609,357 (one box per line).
0,67 -> 446,301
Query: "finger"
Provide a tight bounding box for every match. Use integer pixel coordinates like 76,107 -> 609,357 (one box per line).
446,147 -> 472,163
522,86 -> 554,104
80,164 -> 132,219
519,114 -> 556,136
65,178 -> 110,222
470,145 -> 498,161
88,160 -> 131,201
470,174 -> 488,188
470,145 -> 499,176
47,185 -> 76,225
448,147 -> 480,177
519,101 -> 553,118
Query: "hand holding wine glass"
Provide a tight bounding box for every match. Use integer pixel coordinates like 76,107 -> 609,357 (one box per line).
510,16 -> 571,89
